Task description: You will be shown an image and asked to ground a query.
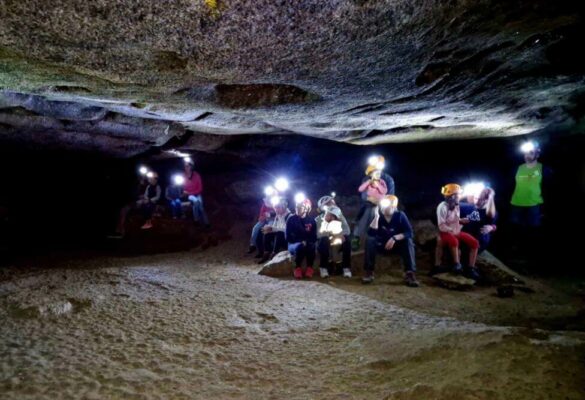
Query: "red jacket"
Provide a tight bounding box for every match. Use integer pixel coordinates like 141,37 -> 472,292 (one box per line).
184,171 -> 203,195
258,203 -> 274,222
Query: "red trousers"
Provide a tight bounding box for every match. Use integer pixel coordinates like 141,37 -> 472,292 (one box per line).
439,231 -> 479,249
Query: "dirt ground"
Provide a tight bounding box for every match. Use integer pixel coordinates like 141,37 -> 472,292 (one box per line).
1,224 -> 584,399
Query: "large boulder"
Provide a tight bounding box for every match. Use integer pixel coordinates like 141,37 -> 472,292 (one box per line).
411,219 -> 438,247
477,251 -> 526,286
258,251 -> 294,278
433,273 -> 476,290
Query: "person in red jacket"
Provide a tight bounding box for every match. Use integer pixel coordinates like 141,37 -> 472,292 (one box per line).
247,197 -> 274,254
183,159 -> 210,227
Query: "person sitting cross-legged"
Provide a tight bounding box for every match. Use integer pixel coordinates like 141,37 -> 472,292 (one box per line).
362,195 -> 419,287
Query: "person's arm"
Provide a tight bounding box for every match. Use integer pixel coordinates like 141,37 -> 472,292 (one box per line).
398,212 -> 413,239
376,179 -> 388,195
358,180 -> 370,193
151,185 -> 161,203
165,187 -> 173,201
437,204 -> 453,233
385,175 -> 395,195
316,216 -> 327,238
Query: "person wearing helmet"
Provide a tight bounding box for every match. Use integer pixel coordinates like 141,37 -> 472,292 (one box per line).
363,195 -> 418,286
352,157 -> 392,250
256,198 -> 291,263
183,158 -> 210,228
138,171 -> 161,230
436,183 -> 480,278
316,195 -> 352,278
286,197 -> 317,279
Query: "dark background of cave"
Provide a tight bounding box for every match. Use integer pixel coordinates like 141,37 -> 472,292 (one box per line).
1,133 -> 583,275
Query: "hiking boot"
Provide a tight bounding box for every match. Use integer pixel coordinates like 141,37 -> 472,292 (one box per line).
452,263 -> 463,274
465,266 -> 481,281
305,267 -> 314,279
294,267 -> 303,280
405,271 -> 420,287
320,268 -> 329,278
257,254 -> 270,264
246,245 -> 256,254
343,268 -> 352,278
361,271 -> 374,284
351,237 -> 360,251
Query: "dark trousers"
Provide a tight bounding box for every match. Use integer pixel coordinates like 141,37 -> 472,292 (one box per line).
140,202 -> 155,220
364,235 -> 416,273
318,236 -> 351,271
288,241 -> 316,267
168,199 -> 183,218
256,231 -> 286,255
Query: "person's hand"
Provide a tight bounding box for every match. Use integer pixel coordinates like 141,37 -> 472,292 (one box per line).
262,226 -> 273,234
460,218 -> 470,224
480,225 -> 493,235
384,237 -> 395,250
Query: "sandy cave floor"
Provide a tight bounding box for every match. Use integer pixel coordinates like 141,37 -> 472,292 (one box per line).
1,226 -> 585,400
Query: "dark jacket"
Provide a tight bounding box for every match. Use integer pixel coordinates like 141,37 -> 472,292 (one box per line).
286,214 -> 317,244
367,209 -> 413,244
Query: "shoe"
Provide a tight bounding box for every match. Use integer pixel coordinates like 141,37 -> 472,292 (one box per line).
452,263 -> 463,274
294,267 -> 303,280
361,271 -> 374,284
320,268 -> 329,278
343,268 -> 352,278
405,271 -> 420,287
351,237 -> 360,251
465,266 -> 481,281
257,254 -> 269,264
305,267 -> 314,279
246,245 -> 256,254
141,221 -> 153,230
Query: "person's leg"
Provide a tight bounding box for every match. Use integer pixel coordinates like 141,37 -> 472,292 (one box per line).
115,204 -> 132,235
255,230 -> 265,258
457,232 -> 480,280
394,238 -> 419,287
250,221 -> 262,247
341,235 -> 352,277
288,242 -> 304,279
363,235 -> 378,283
141,202 -> 154,229
439,232 -> 461,272
306,242 -> 316,268
318,237 -> 330,277
197,195 -> 210,226
188,195 -> 199,222
273,232 -> 287,254
352,204 -> 367,236
174,199 -> 183,218
458,232 -> 479,267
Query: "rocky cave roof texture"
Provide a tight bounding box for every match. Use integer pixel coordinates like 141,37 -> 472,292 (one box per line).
1,0 -> 584,156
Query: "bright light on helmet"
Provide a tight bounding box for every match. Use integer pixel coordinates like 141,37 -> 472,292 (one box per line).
463,182 -> 485,198
294,192 -> 306,204
139,166 -> 148,175
368,155 -> 378,166
264,186 -> 276,196
375,160 -> 385,170
275,177 -> 289,192
146,171 -> 154,179
183,156 -> 193,164
380,198 -> 391,208
270,196 -> 281,207
520,141 -> 536,153
331,191 -> 336,198
173,174 -> 185,186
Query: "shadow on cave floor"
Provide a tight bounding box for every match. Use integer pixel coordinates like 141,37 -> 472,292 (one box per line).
2,219 -> 584,334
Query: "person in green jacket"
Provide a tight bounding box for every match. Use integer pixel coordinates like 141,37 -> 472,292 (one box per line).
510,141 -> 550,228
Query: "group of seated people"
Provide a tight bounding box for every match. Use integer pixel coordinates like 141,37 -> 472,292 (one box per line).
246,156 -> 497,287
113,159 -> 209,237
